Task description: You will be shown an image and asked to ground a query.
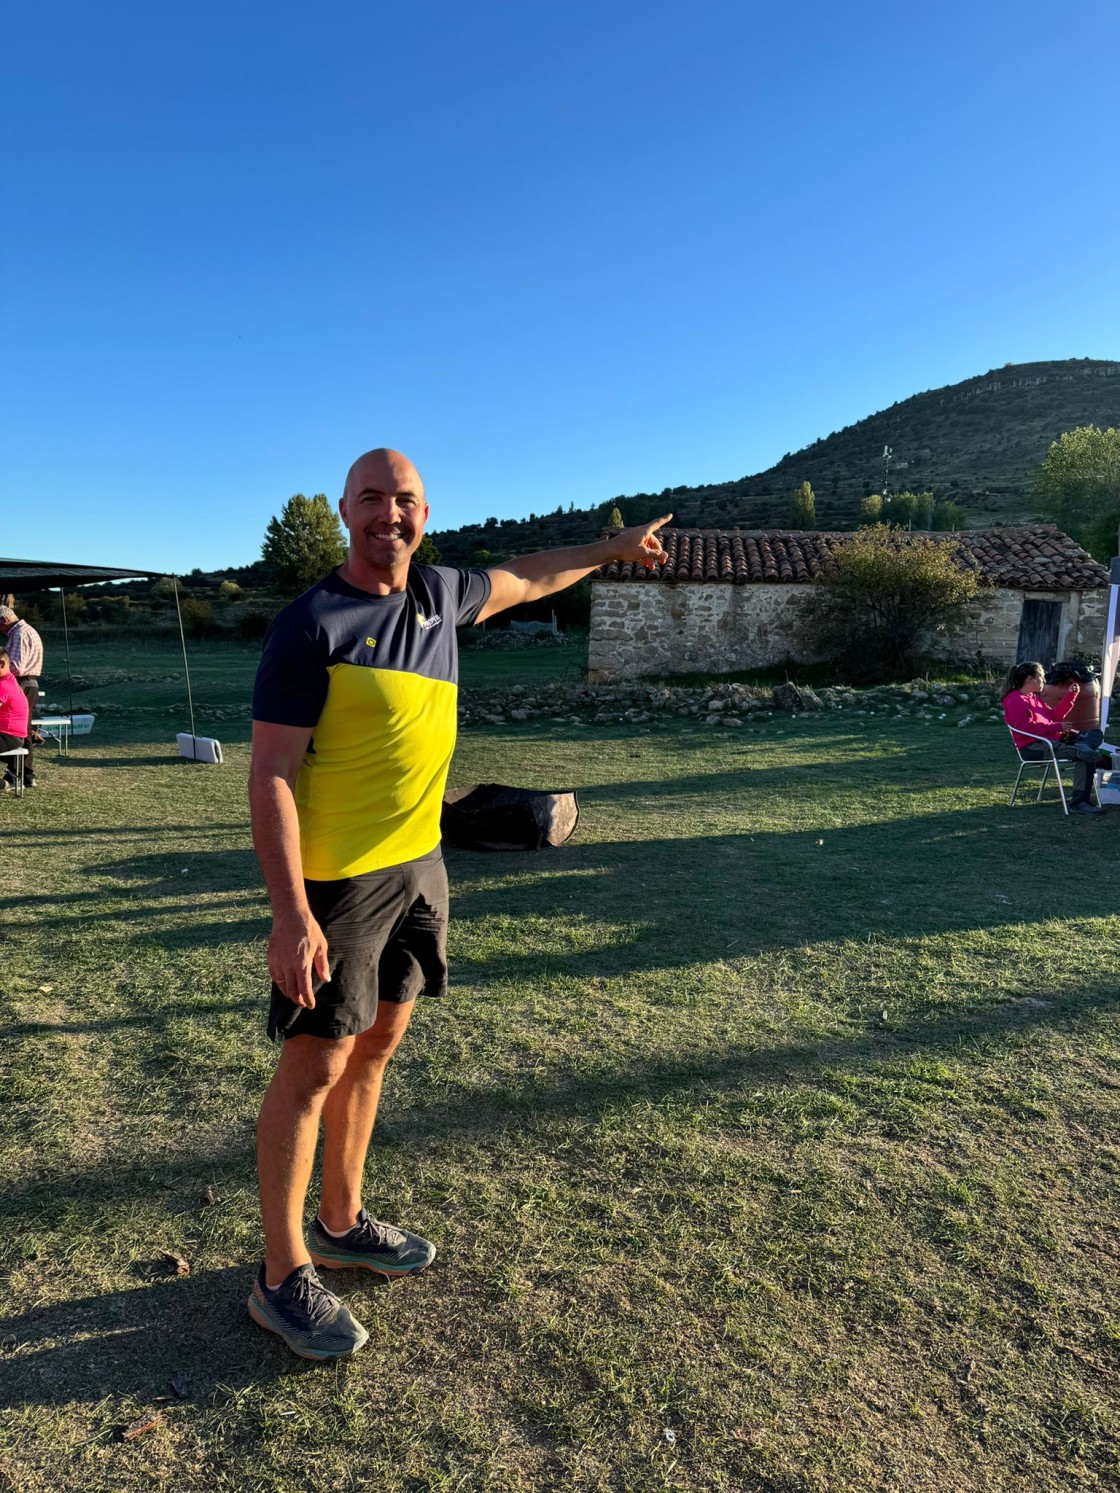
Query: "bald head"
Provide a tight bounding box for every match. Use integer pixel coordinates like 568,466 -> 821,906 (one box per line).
338,447 -> 431,590
343,448 -> 425,508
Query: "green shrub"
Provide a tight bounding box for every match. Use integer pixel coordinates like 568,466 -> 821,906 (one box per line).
180,599 -> 216,637
46,591 -> 87,623
237,609 -> 274,640
813,525 -> 980,682
931,499 -> 967,530
96,596 -> 133,623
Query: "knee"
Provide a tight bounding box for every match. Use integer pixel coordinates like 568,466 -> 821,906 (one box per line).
351,1020 -> 405,1069
276,1037 -> 353,1101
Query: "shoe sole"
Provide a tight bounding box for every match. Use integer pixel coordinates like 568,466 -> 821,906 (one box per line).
307,1244 -> 436,1278
246,1293 -> 369,1360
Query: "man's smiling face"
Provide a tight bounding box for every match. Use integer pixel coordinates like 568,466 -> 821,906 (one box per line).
339,449 -> 429,581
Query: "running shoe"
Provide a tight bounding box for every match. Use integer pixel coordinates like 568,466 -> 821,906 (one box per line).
247,1263 -> 368,1360
308,1209 -> 436,1277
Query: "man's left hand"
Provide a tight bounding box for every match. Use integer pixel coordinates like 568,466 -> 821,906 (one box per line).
609,513 -> 672,571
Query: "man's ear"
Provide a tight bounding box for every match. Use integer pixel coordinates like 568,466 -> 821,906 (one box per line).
338,496 -> 350,530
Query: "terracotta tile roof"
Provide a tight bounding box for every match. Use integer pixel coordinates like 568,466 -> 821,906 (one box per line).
597,524 -> 1108,590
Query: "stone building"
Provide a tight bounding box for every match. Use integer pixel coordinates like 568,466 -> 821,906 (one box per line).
588,525 -> 1109,682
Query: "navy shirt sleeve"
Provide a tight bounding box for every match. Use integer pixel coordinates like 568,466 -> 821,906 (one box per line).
252,598 -> 329,727
432,566 -> 492,626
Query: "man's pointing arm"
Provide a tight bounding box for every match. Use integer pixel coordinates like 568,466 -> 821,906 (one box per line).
476,514 -> 672,624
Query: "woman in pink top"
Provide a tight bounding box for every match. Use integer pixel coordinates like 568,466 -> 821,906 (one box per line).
1002,660 -> 1111,815
0,650 -> 29,790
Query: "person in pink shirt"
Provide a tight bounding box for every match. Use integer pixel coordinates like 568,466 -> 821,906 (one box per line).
1002,659 -> 1113,816
0,650 -> 29,792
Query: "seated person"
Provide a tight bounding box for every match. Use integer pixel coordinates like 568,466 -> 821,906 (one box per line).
0,649 -> 29,790
1002,659 -> 1112,816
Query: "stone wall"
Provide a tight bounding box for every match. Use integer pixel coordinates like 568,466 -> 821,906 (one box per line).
588,582 -> 822,681
933,587 -> 1108,665
588,580 -> 1109,682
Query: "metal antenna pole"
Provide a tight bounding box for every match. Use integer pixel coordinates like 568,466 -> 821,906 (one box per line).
173,578 -> 198,751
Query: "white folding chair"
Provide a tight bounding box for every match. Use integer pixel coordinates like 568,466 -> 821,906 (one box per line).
0,746 -> 29,798
1007,726 -> 1092,815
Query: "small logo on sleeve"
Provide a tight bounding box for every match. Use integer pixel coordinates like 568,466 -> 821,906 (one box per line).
415,612 -> 443,631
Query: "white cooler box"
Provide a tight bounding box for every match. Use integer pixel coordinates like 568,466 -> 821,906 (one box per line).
176,733 -> 223,764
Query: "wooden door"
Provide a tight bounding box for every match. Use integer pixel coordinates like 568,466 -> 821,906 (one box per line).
1016,599 -> 1062,666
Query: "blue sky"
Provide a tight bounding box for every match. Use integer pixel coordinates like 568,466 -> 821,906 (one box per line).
4,0 -> 1118,573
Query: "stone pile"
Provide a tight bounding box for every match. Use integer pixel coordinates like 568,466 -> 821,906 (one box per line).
458,678 -> 1006,729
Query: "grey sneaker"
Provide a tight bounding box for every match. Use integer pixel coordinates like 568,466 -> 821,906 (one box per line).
247,1263 -> 369,1361
308,1209 -> 436,1277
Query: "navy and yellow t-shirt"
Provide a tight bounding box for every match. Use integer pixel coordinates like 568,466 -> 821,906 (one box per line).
252,565 -> 491,881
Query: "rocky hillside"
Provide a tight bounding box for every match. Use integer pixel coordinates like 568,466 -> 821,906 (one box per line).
431,358 -> 1120,563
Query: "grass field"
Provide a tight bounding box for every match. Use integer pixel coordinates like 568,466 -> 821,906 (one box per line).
1,638 -> 1118,1492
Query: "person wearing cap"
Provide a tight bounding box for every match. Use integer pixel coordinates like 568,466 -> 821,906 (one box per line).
247,446 -> 671,1361
0,606 -> 43,789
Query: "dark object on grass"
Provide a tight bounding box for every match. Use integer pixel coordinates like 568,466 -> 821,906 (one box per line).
158,1250 -> 190,1276
441,784 -> 580,851
118,1412 -> 161,1442
772,682 -> 822,713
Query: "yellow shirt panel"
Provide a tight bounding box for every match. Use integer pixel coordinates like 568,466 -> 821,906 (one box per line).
295,663 -> 458,880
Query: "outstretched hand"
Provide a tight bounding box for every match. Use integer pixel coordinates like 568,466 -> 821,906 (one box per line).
611,513 -> 672,571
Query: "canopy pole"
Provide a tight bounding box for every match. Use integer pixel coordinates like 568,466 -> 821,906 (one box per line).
61,589 -> 74,719
173,578 -> 198,747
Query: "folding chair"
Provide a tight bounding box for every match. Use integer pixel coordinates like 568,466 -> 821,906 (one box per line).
0,746 -> 29,798
1006,726 -> 1095,815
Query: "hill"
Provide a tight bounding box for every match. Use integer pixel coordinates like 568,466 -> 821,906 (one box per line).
430,358 -> 1120,564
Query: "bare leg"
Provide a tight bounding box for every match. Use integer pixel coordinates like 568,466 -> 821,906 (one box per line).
317,1000 -> 416,1233
257,1034 -> 354,1285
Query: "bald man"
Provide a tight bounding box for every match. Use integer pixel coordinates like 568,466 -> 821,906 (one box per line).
247,447 -> 669,1359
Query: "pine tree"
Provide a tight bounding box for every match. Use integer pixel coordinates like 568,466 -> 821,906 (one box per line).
261,493 -> 348,595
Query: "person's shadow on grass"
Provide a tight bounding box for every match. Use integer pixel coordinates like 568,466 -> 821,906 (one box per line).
0,1263 -> 406,1411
